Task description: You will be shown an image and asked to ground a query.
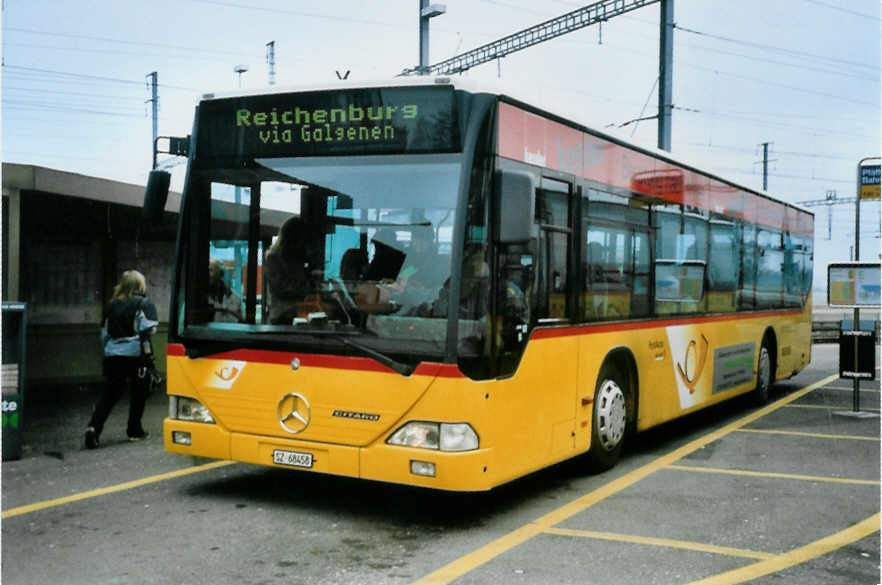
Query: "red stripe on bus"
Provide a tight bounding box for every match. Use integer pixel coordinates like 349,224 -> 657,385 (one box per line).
530,309 -> 803,340
167,309 -> 800,373
165,342 -> 464,377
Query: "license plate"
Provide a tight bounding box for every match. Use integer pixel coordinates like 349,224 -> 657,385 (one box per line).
272,449 -> 314,468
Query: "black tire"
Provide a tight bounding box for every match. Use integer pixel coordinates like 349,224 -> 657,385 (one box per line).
585,361 -> 629,472
753,339 -> 773,405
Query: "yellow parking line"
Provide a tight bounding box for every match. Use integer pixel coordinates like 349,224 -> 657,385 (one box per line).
1,460 -> 236,519
667,464 -> 880,486
826,385 -> 880,392
409,373 -> 838,585
736,428 -> 879,441
784,404 -> 881,411
543,527 -> 775,560
682,513 -> 880,585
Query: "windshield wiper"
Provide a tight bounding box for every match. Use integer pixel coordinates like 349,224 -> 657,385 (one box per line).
243,328 -> 414,376
336,336 -> 415,376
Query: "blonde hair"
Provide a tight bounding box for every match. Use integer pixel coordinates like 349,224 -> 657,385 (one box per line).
111,270 -> 147,302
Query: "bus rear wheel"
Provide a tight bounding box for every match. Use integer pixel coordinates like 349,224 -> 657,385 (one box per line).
753,340 -> 773,405
586,362 -> 628,472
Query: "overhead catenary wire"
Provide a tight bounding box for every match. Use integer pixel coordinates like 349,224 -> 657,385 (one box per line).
684,142 -> 863,162
495,0 -> 879,81
1,64 -> 198,92
710,167 -> 861,186
3,85 -> 147,101
801,0 -> 881,21
5,27 -> 267,59
673,23 -> 877,72
2,103 -> 150,118
183,0 -> 401,29
3,41 -> 265,64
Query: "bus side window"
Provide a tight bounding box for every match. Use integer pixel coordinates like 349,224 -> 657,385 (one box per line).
739,221 -> 757,310
653,207 -> 681,315
583,225 -> 629,321
495,246 -> 533,374
681,214 -> 708,314
783,233 -> 803,308
799,235 -> 813,303
707,219 -> 739,313
756,229 -> 784,309
535,184 -> 571,322
631,230 -> 651,318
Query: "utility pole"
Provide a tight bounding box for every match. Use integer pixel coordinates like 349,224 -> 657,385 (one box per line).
266,41 -> 276,86
825,190 -> 837,240
657,0 -> 673,152
146,72 -> 158,169
419,0 -> 446,74
762,142 -> 769,190
1,0 -> 6,66
756,142 -> 776,191
234,64 -> 248,88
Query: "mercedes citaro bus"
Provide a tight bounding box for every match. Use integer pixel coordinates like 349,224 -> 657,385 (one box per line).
142,77 -> 813,491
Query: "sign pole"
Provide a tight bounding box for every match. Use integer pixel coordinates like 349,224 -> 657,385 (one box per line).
834,157 -> 881,419
852,161 -> 860,412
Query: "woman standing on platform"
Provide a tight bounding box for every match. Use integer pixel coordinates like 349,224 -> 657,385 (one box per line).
84,270 -> 158,449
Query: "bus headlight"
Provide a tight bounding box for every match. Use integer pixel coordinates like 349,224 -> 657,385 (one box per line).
440,423 -> 480,452
387,422 -> 478,452
170,396 -> 215,423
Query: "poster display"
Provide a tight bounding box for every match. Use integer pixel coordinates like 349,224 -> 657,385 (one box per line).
828,263 -> 881,307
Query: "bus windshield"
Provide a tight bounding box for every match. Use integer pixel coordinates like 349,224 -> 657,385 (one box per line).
181,152 -> 463,361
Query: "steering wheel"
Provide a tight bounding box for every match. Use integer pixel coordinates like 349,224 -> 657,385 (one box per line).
325,278 -> 361,324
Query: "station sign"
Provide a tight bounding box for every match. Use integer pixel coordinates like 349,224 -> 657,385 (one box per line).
827,262 -> 881,308
860,164 -> 880,200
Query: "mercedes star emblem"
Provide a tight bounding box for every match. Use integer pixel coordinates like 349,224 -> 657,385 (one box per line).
277,393 -> 311,434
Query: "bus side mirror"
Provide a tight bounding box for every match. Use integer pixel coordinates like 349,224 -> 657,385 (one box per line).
142,170 -> 171,225
495,170 -> 535,244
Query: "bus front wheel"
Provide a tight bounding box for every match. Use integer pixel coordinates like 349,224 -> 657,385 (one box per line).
586,362 -> 628,472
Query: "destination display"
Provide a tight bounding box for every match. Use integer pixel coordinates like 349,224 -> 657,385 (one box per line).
828,263 -> 881,307
195,86 -> 461,159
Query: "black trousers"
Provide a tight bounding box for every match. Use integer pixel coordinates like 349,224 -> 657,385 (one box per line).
88,356 -> 150,437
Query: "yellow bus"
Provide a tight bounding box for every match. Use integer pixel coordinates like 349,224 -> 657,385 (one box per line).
144,77 -> 813,491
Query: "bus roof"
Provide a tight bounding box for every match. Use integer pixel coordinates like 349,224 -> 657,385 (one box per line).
199,76 -> 812,219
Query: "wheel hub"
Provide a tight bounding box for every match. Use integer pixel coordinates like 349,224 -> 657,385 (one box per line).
596,379 -> 626,451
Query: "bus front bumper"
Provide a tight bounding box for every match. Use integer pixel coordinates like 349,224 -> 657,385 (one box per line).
164,418 -> 494,491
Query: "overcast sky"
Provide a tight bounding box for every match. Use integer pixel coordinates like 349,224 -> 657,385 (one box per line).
2,0 -> 880,289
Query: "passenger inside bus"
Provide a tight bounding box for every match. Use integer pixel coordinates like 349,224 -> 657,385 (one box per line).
207,260 -> 243,322
264,216 -> 322,324
422,247 -> 490,319
394,227 -> 445,307
339,248 -> 368,283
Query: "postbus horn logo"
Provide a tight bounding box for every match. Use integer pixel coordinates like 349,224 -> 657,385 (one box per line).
677,334 -> 709,394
